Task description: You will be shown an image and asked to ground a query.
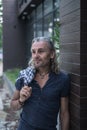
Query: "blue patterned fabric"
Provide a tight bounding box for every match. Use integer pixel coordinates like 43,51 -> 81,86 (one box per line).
16,66 -> 36,86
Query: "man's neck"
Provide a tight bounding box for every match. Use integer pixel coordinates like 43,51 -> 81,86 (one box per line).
37,67 -> 50,74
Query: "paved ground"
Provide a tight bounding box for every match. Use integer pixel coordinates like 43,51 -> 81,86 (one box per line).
0,61 -> 19,130
0,78 -> 19,130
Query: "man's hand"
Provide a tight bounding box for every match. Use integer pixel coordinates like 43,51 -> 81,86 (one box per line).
19,86 -> 32,102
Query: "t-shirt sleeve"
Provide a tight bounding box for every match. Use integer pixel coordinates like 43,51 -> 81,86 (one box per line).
60,74 -> 70,97
15,78 -> 24,91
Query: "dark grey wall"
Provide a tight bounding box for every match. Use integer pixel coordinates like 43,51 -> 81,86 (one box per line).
3,0 -> 27,71
59,0 -> 80,130
80,0 -> 87,129
25,20 -> 34,62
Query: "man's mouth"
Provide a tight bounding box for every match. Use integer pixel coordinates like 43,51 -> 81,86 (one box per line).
34,60 -> 41,64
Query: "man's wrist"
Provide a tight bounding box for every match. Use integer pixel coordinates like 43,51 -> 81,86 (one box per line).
18,99 -> 24,106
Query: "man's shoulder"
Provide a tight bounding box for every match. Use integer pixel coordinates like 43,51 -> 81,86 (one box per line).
55,70 -> 69,81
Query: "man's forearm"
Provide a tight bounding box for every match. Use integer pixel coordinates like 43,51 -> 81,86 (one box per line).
60,112 -> 69,130
10,99 -> 23,111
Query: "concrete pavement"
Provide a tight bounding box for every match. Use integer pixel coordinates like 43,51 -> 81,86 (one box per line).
0,78 -> 19,130
0,60 -> 19,130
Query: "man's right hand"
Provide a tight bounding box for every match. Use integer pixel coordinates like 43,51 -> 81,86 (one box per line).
19,86 -> 32,102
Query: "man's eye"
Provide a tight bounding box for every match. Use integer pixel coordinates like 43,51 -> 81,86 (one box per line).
32,51 -> 35,54
39,50 -> 45,53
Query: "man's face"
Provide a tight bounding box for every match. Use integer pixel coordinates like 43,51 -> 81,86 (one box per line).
31,41 -> 54,69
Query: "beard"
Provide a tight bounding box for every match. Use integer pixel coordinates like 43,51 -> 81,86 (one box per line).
33,59 -> 50,69
34,60 -> 43,68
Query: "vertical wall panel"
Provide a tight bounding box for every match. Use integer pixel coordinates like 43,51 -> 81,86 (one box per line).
81,0 -> 87,129
59,0 -> 80,129
3,0 -> 27,71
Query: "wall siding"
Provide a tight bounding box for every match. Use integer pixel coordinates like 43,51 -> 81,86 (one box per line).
81,0 -> 87,129
60,0 -> 87,129
59,0 -> 80,129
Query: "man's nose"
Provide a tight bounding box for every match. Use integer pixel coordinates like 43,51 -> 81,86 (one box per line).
34,52 -> 39,58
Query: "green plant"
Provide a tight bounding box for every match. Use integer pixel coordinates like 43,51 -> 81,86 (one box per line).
51,22 -> 60,58
5,68 -> 21,84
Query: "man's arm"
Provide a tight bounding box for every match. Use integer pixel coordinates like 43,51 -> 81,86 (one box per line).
10,90 -> 23,110
60,97 -> 69,130
10,86 -> 32,110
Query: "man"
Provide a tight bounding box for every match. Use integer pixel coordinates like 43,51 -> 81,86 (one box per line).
11,37 -> 70,130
